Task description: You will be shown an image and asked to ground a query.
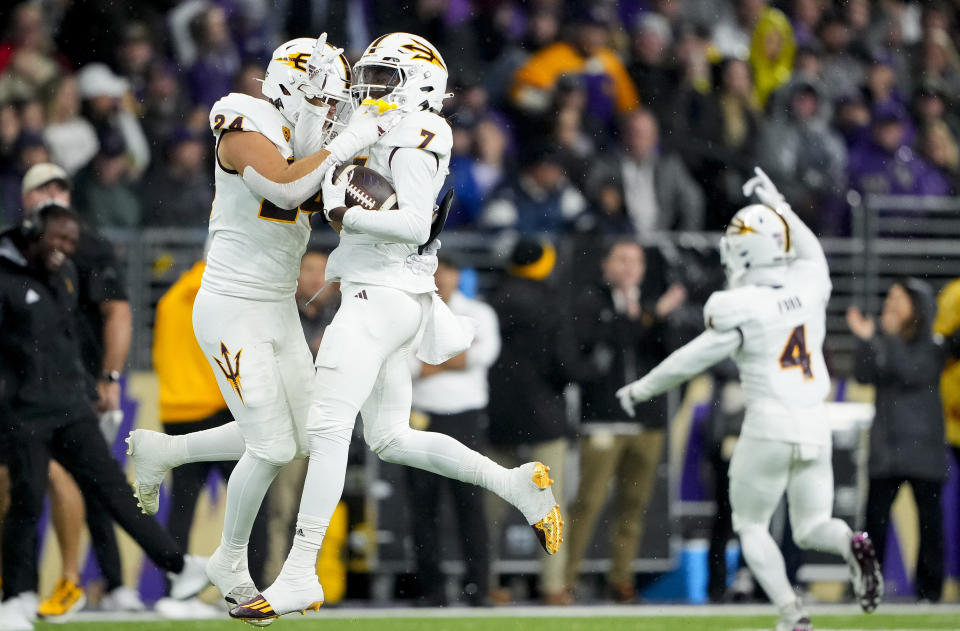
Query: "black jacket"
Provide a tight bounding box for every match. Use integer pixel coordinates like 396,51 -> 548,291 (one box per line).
487,276 -> 584,445
854,279 -> 946,481
0,229 -> 92,418
572,283 -> 671,426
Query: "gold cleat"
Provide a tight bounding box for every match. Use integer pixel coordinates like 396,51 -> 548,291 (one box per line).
300,601 -> 323,614
532,462 -> 554,489
532,505 -> 564,555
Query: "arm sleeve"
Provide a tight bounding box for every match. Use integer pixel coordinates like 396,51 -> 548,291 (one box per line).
340,147 -> 434,244
465,302 -> 501,370
778,201 -> 830,289
241,154 -> 337,210
626,328 -> 743,401
293,100 -> 332,158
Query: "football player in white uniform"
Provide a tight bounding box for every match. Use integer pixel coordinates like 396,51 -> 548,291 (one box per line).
616,168 -> 883,631
124,35 -> 405,606
230,33 -> 563,624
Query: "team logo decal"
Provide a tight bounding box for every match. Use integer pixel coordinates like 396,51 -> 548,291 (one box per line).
282,125 -> 291,142
400,40 -> 446,70
213,342 -> 244,404
276,52 -> 309,73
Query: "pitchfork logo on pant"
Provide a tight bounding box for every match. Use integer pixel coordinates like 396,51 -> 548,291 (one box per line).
214,342 -> 244,404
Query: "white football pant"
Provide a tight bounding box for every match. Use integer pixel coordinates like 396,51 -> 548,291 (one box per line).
729,435 -> 852,608
283,283 -> 514,571
192,288 -> 314,553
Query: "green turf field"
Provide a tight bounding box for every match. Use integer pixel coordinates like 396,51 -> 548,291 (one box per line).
33,614 -> 960,630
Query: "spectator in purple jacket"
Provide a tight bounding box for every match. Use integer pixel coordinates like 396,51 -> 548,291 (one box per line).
847,103 -> 952,197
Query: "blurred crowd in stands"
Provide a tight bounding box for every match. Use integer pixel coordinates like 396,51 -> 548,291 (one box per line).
3,0 -> 960,236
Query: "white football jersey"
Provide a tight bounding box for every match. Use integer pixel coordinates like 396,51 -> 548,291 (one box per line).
325,110 -> 451,294
705,262 -> 832,445
202,93 -> 313,301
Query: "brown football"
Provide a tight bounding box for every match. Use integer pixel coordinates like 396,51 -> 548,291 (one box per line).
332,163 -> 398,211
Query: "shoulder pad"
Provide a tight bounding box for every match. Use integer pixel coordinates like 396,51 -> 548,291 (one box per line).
210,93 -> 293,156
704,288 -> 754,332
378,111 -> 452,158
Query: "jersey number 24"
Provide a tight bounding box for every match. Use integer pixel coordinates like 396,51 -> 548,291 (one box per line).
779,325 -> 813,379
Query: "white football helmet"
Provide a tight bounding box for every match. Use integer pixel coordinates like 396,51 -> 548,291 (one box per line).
261,37 -> 351,127
351,32 -> 452,112
720,204 -> 796,287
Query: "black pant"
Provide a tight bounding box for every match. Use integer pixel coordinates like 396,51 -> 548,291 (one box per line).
405,409 -> 490,604
866,475 -> 944,601
1,409 -> 184,600
164,412 -> 268,585
85,493 -> 124,589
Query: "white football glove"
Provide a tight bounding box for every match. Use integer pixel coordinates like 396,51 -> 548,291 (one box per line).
321,165 -> 347,220
742,166 -> 786,210
406,239 -> 440,276
615,381 -> 646,418
324,103 -> 403,163
297,32 -> 344,99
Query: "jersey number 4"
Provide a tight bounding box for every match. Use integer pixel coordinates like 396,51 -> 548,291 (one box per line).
779,325 -> 814,379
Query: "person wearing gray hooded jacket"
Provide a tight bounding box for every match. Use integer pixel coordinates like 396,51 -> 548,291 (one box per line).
847,277 -> 946,602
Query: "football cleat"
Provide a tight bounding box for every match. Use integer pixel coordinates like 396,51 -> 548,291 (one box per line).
206,545 -> 259,606
229,595 -> 279,627
513,462 -> 563,555
849,532 -> 883,613
229,587 -> 323,627
125,429 -> 181,515
37,578 -> 85,622
775,604 -> 813,631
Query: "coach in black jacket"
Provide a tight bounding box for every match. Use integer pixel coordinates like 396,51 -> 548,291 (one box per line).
0,205 -> 203,617
563,239 -> 686,602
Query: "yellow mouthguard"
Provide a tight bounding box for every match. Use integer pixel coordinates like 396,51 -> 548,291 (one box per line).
360,98 -> 398,114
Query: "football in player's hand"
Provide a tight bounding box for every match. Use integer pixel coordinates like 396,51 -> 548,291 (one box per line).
331,164 -> 398,211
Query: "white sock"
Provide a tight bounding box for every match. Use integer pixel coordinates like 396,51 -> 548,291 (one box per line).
182,422 -> 246,462
221,452 -> 280,550
795,519 -> 853,562
277,513 -> 328,581
739,524 -> 797,608
289,432 -> 351,575
377,429 -> 512,499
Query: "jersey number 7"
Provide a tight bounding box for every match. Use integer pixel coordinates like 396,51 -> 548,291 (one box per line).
779,325 -> 813,379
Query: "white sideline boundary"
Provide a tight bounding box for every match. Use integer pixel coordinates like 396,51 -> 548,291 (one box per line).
63,602 -> 960,623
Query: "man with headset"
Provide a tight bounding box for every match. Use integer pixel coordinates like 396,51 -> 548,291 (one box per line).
0,204 -> 207,631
